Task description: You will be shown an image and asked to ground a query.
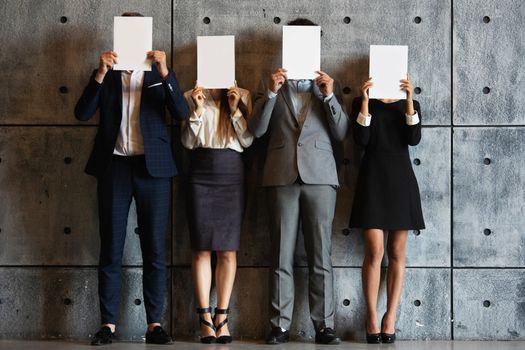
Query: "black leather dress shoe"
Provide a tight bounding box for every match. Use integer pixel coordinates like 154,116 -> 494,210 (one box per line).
91,326 -> 115,346
315,327 -> 341,345
145,326 -> 173,344
266,327 -> 290,345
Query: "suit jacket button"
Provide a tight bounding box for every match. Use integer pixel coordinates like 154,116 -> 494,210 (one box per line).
298,142 -> 303,147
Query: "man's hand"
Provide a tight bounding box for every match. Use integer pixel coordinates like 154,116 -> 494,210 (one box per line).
315,70 -> 334,97
147,50 -> 169,80
269,68 -> 287,93
95,51 -> 118,83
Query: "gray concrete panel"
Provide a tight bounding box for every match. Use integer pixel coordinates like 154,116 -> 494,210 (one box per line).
172,267 -> 450,340
453,128 -> 525,267
0,127 -> 156,266
0,268 -> 171,340
0,0 -> 171,124
453,0 -> 525,125
453,269 -> 525,340
172,0 -> 451,125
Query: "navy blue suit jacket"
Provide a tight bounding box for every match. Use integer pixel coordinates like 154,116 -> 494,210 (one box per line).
75,65 -> 189,178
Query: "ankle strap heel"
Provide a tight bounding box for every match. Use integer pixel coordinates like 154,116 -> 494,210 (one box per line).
196,307 -> 216,344
214,308 -> 232,344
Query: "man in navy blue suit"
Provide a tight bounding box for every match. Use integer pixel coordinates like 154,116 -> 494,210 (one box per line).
74,12 -> 188,346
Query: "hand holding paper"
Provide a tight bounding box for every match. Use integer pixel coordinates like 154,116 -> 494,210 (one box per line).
191,85 -> 206,117
147,50 -> 169,79
95,51 -> 118,83
227,81 -> 241,113
360,77 -> 373,102
269,68 -> 288,93
315,70 -> 334,97
400,76 -> 416,115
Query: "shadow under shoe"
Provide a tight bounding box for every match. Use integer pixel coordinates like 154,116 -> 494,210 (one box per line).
91,326 -> 115,346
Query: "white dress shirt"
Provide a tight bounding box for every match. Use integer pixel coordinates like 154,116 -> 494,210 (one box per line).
181,89 -> 254,152
114,70 -> 145,156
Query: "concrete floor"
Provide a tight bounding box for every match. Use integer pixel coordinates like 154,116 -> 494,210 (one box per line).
0,341 -> 524,350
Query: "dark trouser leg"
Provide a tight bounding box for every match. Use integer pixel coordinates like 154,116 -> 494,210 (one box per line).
266,185 -> 300,330
97,157 -> 133,325
300,185 -> 337,330
133,158 -> 170,324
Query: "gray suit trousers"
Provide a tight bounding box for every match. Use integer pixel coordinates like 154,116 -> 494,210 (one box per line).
267,183 -> 336,331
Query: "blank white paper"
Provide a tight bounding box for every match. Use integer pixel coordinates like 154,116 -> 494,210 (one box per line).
282,26 -> 321,80
197,36 -> 235,89
113,16 -> 152,71
368,45 -> 408,99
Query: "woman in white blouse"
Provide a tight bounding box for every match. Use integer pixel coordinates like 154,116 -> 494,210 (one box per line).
181,82 -> 253,344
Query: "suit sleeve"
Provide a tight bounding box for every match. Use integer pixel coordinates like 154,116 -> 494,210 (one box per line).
163,69 -> 189,121
406,100 -> 422,146
351,97 -> 371,147
322,81 -> 349,142
248,79 -> 278,138
74,70 -> 102,121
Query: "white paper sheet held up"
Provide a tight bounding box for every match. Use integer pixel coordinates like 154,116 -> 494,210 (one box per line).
197,36 -> 235,89
368,45 -> 408,99
113,16 -> 152,71
282,26 -> 321,80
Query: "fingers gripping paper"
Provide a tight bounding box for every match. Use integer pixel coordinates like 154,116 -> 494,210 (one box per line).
369,45 -> 408,99
113,16 -> 152,71
197,36 -> 235,89
282,26 -> 321,80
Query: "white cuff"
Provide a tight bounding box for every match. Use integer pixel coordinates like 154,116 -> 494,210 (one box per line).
267,89 -> 278,99
406,111 -> 420,126
230,108 -> 242,120
357,112 -> 372,127
189,109 -> 204,123
323,93 -> 334,102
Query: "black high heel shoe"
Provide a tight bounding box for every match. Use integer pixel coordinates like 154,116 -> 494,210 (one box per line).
365,320 -> 381,344
380,315 -> 396,344
197,307 -> 216,344
214,308 -> 233,344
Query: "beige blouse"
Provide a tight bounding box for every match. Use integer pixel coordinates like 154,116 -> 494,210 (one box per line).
181,88 -> 253,152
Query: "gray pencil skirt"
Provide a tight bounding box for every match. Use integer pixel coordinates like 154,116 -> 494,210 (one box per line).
187,148 -> 244,251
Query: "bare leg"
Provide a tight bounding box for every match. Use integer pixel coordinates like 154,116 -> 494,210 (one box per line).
383,230 -> 408,334
362,229 -> 384,334
215,250 -> 237,337
192,250 -> 215,337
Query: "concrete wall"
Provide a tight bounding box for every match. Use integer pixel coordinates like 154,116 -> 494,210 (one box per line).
0,0 -> 523,341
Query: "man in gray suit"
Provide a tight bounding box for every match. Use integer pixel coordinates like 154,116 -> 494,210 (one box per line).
248,18 -> 349,345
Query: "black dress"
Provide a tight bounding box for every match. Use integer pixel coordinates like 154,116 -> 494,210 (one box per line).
349,97 -> 425,230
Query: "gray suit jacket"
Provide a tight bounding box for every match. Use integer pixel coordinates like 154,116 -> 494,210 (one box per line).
249,80 -> 349,187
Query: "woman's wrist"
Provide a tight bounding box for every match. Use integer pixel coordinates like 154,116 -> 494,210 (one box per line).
361,100 -> 369,116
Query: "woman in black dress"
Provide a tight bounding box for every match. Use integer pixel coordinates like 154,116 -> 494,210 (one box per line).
181,82 -> 253,344
349,76 -> 425,344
